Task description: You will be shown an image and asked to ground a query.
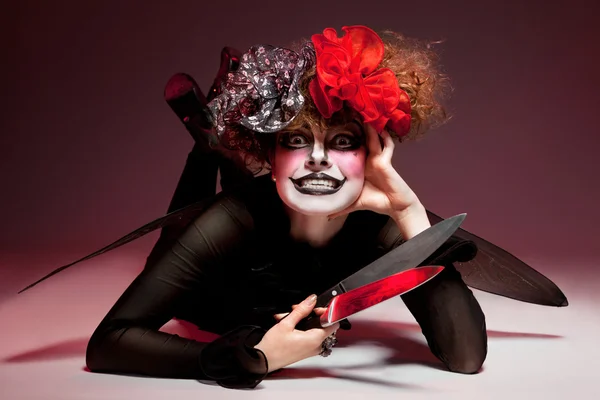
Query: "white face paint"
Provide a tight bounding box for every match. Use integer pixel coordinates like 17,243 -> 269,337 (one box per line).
272,121 -> 367,216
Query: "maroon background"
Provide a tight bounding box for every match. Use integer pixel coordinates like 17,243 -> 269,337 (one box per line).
2,0 -> 598,298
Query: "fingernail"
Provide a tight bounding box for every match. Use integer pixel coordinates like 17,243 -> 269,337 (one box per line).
304,294 -> 317,304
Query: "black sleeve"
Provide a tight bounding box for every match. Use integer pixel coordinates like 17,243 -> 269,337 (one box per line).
376,216 -> 487,373
85,195 -> 269,389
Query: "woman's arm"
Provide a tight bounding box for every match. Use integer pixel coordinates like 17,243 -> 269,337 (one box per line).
85,195 -> 268,388
388,201 -> 431,240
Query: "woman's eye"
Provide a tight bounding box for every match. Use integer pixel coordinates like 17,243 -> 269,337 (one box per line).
331,134 -> 359,149
290,135 -> 307,145
280,132 -> 309,148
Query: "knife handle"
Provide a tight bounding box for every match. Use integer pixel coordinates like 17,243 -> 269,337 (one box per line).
316,283 -> 346,308
293,284 -> 345,331
296,313 -> 352,331
282,284 -> 347,331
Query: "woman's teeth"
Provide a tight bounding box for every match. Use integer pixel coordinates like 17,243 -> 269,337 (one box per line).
300,179 -> 337,188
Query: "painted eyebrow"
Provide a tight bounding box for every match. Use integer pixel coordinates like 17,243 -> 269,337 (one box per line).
324,122 -> 363,141
293,123 -> 313,133
335,119 -> 364,138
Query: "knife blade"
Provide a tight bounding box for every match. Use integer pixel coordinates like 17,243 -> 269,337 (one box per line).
296,266 -> 444,330
320,265 -> 444,327
315,213 -> 466,308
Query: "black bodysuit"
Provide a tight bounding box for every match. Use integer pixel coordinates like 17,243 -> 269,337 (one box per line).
85,166 -> 487,389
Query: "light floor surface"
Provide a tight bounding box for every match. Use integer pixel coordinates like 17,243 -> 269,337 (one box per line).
1,249 -> 598,400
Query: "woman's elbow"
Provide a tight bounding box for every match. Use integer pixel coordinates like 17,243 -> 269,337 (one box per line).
444,342 -> 487,374
85,325 -> 112,372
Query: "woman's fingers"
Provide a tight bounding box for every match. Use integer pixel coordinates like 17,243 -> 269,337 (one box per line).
273,312 -> 289,321
323,322 -> 340,337
365,124 -> 383,156
274,304 -> 307,321
366,124 -> 396,168
312,307 -> 328,316
309,322 -> 340,355
379,129 -> 395,163
280,294 -> 317,329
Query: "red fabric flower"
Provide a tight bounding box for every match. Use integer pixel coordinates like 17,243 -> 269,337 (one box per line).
309,25 -> 411,136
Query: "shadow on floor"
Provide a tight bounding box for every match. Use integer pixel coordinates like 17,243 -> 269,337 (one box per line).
2,318 -> 561,365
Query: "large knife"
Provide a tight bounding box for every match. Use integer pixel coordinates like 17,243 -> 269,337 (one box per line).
296,213 -> 466,330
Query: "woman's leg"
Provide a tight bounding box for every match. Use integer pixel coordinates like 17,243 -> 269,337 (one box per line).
145,66 -> 252,267
400,263 -> 488,373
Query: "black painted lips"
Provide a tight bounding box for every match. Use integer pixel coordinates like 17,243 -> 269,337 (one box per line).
289,172 -> 347,195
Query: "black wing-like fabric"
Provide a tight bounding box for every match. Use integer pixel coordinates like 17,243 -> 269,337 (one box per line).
17,197 -> 217,293
426,210 -> 568,307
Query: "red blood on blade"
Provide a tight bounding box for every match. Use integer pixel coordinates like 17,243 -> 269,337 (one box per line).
324,266 -> 444,325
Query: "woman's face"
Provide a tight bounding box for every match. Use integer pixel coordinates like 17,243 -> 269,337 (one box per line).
272,121 -> 367,216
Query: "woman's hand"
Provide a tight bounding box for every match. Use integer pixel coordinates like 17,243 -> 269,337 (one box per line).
254,294 -> 339,373
328,124 -> 431,239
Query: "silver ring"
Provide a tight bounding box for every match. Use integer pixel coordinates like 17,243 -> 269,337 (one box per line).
319,332 -> 338,357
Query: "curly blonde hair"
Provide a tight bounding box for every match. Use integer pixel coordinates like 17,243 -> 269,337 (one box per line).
220,29 -> 452,169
